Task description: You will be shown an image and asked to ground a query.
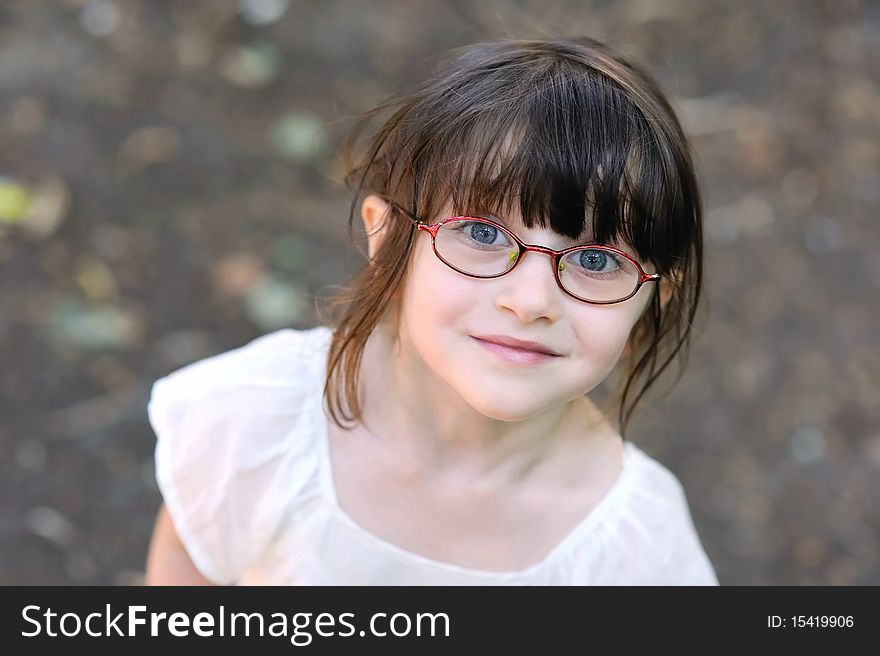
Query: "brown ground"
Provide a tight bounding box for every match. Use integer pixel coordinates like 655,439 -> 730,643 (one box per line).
1,0 -> 877,585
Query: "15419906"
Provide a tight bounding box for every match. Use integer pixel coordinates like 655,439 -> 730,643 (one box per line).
767,615 -> 854,629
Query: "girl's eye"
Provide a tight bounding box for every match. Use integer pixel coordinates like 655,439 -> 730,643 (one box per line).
567,248 -> 630,278
455,220 -> 512,248
579,249 -> 616,273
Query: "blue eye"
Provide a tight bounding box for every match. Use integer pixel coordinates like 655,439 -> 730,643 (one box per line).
448,220 -> 512,249
578,249 -> 618,273
562,248 -> 634,280
469,222 -> 498,245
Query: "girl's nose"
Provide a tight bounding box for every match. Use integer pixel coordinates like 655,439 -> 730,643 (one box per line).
493,249 -> 564,321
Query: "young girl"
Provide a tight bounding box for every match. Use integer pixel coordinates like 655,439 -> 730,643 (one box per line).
145,36 -> 719,585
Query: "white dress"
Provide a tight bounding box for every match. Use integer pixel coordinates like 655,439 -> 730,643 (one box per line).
148,324 -> 720,586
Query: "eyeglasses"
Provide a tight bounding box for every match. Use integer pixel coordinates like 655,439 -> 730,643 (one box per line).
391,203 -> 661,305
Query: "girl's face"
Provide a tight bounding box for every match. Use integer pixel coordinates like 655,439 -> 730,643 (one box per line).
366,195 -> 658,422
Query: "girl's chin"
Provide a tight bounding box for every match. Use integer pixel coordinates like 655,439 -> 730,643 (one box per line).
456,386 -> 554,421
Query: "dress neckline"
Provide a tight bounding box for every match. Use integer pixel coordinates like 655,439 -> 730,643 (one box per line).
308,326 -> 636,579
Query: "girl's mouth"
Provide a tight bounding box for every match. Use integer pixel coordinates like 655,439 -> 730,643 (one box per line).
471,336 -> 561,366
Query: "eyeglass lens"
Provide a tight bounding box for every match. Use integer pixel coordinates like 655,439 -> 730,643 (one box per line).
432,218 -> 640,303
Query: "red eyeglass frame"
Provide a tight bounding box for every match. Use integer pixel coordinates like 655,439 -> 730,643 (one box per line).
390,203 -> 661,305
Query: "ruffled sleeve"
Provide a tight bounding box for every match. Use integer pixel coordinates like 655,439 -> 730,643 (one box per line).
591,446 -> 719,586
656,476 -> 720,585
630,453 -> 719,586
147,326 -> 329,585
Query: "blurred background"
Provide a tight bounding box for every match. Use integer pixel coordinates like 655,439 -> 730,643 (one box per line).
1,0 -> 877,585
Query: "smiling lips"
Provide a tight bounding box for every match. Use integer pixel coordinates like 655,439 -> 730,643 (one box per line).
472,334 -> 561,356
471,335 -> 562,365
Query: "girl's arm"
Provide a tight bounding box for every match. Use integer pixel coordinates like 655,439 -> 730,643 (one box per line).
144,502 -> 217,586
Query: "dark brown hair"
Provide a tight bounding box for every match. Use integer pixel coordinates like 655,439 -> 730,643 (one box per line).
317,36 -> 705,440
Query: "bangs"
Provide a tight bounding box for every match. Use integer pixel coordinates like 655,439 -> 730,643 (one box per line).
383,55 -> 693,272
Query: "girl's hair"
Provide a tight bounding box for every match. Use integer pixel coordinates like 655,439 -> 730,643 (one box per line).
317,36 -> 704,440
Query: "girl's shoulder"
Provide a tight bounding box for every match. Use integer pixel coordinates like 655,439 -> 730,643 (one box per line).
147,324 -> 334,585
148,324 -> 332,449
150,324 -> 332,398
624,442 -> 690,504
616,442 -> 719,584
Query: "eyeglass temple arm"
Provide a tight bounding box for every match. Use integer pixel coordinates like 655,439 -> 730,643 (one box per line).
387,200 -> 425,225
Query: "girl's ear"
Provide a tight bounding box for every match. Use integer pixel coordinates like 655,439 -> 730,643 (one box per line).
361,194 -> 391,261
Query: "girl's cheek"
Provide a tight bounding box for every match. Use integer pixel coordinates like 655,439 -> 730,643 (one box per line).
570,309 -> 639,363
401,249 -> 438,318
408,256 -> 477,325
